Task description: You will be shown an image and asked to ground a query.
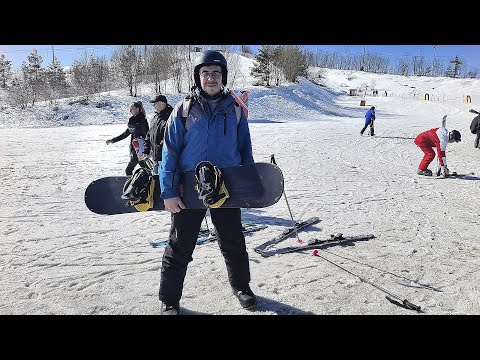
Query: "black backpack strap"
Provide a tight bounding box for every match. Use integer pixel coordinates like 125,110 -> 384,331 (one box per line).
180,96 -> 193,129
180,93 -> 241,129
233,102 -> 242,124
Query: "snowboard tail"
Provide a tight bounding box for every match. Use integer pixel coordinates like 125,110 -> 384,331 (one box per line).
85,162 -> 284,215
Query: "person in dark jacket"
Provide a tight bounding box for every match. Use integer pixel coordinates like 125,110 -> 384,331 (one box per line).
361,106 -> 376,136
143,94 -> 173,175
470,114 -> 480,149
106,101 -> 149,176
158,50 -> 255,315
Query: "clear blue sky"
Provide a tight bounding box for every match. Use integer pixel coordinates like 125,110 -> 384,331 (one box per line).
2,45 -> 480,70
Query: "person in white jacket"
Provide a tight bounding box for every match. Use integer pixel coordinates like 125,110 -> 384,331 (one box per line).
414,127 -> 461,176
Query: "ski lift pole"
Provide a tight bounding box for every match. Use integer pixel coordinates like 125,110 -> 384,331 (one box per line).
270,154 -> 301,243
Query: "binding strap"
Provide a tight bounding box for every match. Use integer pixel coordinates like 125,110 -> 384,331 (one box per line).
195,161 -> 230,208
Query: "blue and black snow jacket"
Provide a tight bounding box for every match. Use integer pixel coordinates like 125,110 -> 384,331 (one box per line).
160,89 -> 254,199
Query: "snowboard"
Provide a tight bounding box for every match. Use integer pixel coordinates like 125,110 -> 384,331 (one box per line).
427,172 -> 478,180
85,162 -> 284,215
418,171 -> 476,180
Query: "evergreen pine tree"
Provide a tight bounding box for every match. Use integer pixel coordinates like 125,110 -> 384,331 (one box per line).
0,54 -> 13,88
250,45 -> 274,86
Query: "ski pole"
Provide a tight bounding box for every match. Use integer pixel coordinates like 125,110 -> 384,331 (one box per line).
312,249 -> 422,312
270,154 -> 301,243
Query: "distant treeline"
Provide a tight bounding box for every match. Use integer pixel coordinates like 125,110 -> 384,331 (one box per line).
0,45 -> 477,109
305,48 -> 477,79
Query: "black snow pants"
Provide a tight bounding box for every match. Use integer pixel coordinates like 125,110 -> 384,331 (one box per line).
158,207 -> 251,305
125,144 -> 145,176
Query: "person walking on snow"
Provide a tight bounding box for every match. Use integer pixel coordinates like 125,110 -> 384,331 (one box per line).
470,113 -> 480,149
414,127 -> 461,177
143,94 -> 174,176
106,101 -> 149,176
158,50 -> 256,315
361,106 -> 376,136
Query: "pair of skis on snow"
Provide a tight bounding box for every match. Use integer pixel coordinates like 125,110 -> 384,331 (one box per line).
253,216 -> 374,257
150,215 -> 373,257
149,216 -> 320,248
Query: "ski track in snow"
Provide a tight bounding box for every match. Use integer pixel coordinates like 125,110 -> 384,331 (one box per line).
1,72 -> 480,315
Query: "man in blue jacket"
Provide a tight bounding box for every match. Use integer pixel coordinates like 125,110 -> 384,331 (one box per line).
158,50 -> 256,315
361,106 -> 376,136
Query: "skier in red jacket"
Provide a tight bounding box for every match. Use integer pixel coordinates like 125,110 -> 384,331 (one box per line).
414,127 -> 461,177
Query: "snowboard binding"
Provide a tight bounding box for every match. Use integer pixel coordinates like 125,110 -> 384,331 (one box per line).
195,161 -> 230,208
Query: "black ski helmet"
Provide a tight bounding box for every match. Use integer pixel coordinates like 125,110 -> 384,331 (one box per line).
193,50 -> 228,88
449,130 -> 461,142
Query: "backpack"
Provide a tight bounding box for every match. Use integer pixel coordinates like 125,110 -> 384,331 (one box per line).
122,163 -> 155,212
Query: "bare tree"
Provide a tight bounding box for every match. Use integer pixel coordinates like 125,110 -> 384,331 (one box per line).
466,67 -> 478,79
271,46 -> 284,86
224,50 -> 243,89
395,58 -> 410,76
71,51 -> 97,100
168,45 -> 184,94
133,49 -> 144,96
430,58 -> 445,77
412,55 -> 429,76
241,45 -> 254,56
306,66 -> 327,86
7,75 -> 30,109
111,45 -> 144,96
178,45 -> 195,92
89,55 -> 112,93
70,51 -> 113,100
146,45 -> 175,94
273,45 -> 308,83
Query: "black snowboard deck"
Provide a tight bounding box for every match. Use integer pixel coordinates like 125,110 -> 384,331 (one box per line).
85,162 -> 284,215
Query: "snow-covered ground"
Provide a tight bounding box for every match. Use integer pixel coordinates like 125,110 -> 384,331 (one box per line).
1,59 -> 480,315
